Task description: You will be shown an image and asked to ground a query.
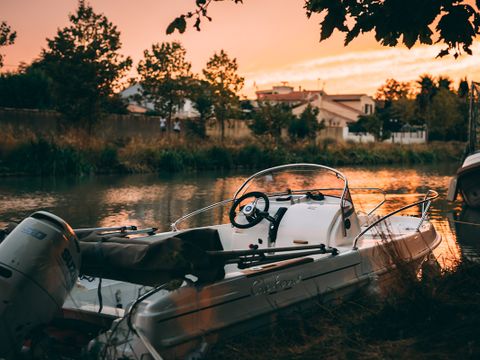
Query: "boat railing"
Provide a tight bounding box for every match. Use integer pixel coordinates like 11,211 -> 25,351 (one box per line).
352,189 -> 439,249
171,199 -> 234,231
347,187 -> 387,216
171,187 -> 387,232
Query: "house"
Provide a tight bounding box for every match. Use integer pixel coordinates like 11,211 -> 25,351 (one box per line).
120,84 -> 199,119
256,85 -> 375,128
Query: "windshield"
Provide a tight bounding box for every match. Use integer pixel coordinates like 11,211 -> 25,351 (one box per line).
234,164 -> 350,202
172,164 -> 354,231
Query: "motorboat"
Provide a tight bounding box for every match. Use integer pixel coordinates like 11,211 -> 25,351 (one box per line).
447,81 -> 480,208
0,163 -> 441,359
447,151 -> 480,208
448,206 -> 480,263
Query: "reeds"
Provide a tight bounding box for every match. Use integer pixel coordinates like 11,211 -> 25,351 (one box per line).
206,253 -> 480,360
0,128 -> 465,177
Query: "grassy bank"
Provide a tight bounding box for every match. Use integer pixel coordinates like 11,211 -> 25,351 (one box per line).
0,130 -> 465,176
206,259 -> 480,359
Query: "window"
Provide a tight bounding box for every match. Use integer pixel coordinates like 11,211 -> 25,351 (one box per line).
364,104 -> 373,114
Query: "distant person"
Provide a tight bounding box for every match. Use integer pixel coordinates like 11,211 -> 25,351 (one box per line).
159,118 -> 166,132
173,120 -> 181,133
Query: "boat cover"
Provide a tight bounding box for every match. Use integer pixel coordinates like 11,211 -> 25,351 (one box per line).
78,229 -> 226,285
1,222 -> 226,286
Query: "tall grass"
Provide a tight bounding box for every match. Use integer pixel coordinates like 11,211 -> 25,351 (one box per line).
0,129 -> 465,177
205,257 -> 480,359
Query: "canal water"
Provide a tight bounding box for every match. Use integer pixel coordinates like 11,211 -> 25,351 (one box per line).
0,163 -> 478,268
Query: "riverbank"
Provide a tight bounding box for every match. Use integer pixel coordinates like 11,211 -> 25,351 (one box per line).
207,258 -> 480,359
0,131 -> 465,177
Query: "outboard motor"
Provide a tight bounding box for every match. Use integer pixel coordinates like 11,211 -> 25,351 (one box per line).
0,211 -> 81,359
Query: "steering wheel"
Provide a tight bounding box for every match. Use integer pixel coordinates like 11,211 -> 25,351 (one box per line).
229,191 -> 270,229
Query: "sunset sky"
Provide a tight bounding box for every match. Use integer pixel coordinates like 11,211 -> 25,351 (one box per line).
1,0 -> 479,98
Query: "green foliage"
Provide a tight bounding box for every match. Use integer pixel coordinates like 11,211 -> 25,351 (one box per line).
174,1 -> 480,57
249,102 -> 294,141
137,42 -> 192,125
0,137 -> 465,177
375,79 -> 412,102
187,79 -> 215,138
371,74 -> 469,141
0,67 -> 54,109
3,138 -> 92,176
458,78 -> 469,99
428,88 -> 465,141
289,104 -> 324,141
0,21 -> 16,68
40,0 -> 132,131
203,50 -> 244,140
390,98 -> 417,126
349,114 -> 384,140
305,0 -> 480,58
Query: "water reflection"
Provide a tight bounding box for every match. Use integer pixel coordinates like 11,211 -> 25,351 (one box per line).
0,164 -> 472,269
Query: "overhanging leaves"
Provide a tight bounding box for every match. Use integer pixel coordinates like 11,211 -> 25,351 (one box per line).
173,0 -> 480,58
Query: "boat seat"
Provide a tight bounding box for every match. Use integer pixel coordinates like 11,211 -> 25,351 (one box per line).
80,228 -> 225,286
275,203 -> 343,247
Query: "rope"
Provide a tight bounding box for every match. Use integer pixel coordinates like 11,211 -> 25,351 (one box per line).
450,219 -> 480,227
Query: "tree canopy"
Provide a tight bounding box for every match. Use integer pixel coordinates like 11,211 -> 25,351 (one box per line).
0,21 -> 16,68
203,50 -> 244,140
169,0 -> 480,58
351,74 -> 469,141
40,0 -> 131,131
137,41 -> 192,125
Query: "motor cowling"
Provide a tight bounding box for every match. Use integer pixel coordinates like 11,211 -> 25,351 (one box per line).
0,211 -> 81,359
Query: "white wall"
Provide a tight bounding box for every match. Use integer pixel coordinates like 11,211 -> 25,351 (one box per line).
386,130 -> 427,144
342,127 -> 375,143
343,128 -> 427,144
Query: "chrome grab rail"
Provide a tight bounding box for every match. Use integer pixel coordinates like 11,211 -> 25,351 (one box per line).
349,187 -> 387,216
171,199 -> 234,231
352,189 -> 439,250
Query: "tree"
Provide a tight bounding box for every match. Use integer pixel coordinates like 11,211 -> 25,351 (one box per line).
458,78 -> 469,99
289,104 -> 324,141
250,101 -> 294,142
170,1 -> 480,58
428,88 -> 465,140
40,0 -> 131,132
349,114 -> 384,141
203,50 -> 244,141
137,41 -> 192,129
375,79 -> 412,103
390,98 -> 417,126
0,21 -> 16,68
187,79 -> 214,138
0,65 -> 54,109
438,75 -> 453,91
414,74 -> 438,127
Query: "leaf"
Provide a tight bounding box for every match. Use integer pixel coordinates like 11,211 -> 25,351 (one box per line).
436,49 -> 450,58
194,18 -> 201,31
196,0 -> 207,5
166,16 -> 187,35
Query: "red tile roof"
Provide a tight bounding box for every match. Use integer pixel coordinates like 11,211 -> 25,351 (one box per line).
256,90 -> 322,102
325,94 -> 367,101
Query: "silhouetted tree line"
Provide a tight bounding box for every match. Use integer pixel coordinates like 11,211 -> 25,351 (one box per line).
248,102 -> 325,144
0,1 -> 475,142
0,1 -> 244,139
349,76 -> 470,141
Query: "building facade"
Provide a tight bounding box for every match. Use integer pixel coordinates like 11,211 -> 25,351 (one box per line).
256,85 -> 375,128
